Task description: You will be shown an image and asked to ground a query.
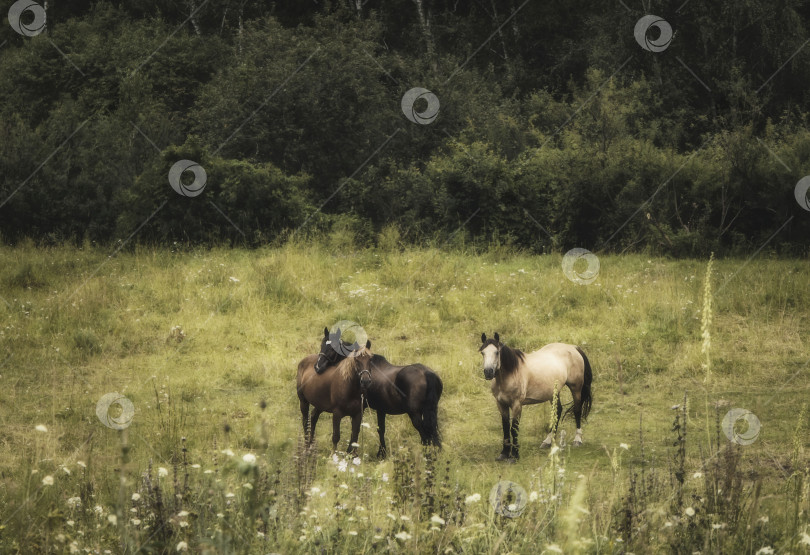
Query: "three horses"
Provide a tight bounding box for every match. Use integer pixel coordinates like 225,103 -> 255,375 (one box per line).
296,327 -> 593,461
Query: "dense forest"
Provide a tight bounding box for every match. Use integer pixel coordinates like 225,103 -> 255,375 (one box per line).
1,0 -> 809,254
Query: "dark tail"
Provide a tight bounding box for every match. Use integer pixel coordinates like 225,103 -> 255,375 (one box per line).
576,346 -> 593,420
422,371 -> 443,447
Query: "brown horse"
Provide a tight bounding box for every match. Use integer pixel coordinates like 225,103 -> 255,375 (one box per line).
315,327 -> 442,458
479,332 -> 593,461
297,340 -> 373,454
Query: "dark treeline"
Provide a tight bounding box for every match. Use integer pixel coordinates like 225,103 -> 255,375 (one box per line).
1,0 -> 809,254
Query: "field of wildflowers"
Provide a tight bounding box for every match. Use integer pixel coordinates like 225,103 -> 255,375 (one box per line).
0,241 -> 808,553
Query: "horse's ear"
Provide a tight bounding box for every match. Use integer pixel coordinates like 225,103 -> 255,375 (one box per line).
481,332 -> 487,344
323,327 -> 329,337
366,339 -> 371,349
494,332 -> 500,344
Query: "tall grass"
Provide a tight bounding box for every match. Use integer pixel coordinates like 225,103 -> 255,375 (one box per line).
0,242 -> 808,553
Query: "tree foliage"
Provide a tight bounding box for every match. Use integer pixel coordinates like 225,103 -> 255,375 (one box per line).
1,0 -> 809,253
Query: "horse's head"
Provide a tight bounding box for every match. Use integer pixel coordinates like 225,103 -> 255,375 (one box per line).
356,340 -> 373,391
479,332 -> 501,380
315,327 -> 345,373
335,339 -> 373,391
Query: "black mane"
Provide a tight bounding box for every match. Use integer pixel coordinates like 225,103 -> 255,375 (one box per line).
500,344 -> 525,374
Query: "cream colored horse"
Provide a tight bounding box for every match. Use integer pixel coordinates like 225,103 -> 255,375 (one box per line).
479,332 -> 593,460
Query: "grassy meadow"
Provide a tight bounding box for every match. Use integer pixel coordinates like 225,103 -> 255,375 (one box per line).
0,240 -> 808,553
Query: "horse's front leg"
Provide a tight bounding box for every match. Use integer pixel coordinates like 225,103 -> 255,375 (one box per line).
376,411 -> 387,459
497,402 -> 511,461
509,403 -> 522,460
347,411 -> 362,455
331,412 -> 342,452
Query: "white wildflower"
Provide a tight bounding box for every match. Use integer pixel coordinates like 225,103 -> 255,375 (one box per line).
176,541 -> 188,552
685,507 -> 695,517
619,443 -> 630,450
242,453 -> 256,464
529,491 -> 539,502
430,515 -> 445,526
67,497 -> 82,509
158,467 -> 169,478
394,532 -> 412,541
465,493 -> 481,504
221,449 -> 234,457
35,425 -> 48,433
131,493 -> 141,502
42,475 -> 54,486
107,515 -> 117,525
755,547 -> 774,555
352,457 -> 361,466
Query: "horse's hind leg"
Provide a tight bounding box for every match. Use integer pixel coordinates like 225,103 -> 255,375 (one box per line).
376,412 -> 387,459
540,397 -> 563,448
408,412 -> 427,444
300,399 -> 310,442
309,408 -> 323,448
572,390 -> 583,446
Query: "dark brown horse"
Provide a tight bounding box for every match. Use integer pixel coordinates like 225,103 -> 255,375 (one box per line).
297,340 -> 373,453
315,327 -> 442,458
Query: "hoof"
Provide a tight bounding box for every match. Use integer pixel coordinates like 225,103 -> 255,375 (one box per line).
508,456 -> 519,464
572,440 -> 582,447
539,442 -> 552,449
376,449 -> 387,460
496,452 -> 511,461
